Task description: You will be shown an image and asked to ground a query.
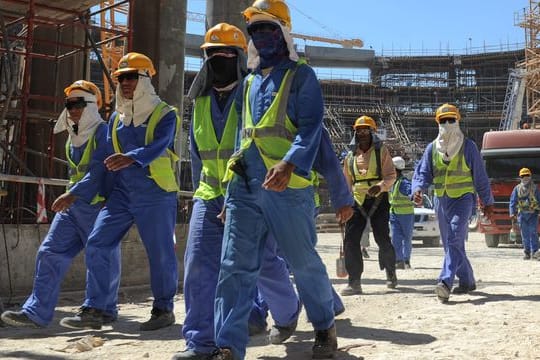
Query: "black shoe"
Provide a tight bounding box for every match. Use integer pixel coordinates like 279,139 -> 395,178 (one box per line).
312,324 -> 338,359
102,313 -> 117,325
269,319 -> 297,344
435,282 -> 450,303
60,307 -> 104,330
140,307 -> 175,331
248,321 -> 267,336
395,261 -> 405,270
171,349 -> 212,360
209,348 -> 234,360
1,310 -> 41,328
404,260 -> 411,269
452,284 -> 477,295
340,280 -> 362,296
523,252 -> 531,260
386,269 -> 398,289
361,248 -> 370,258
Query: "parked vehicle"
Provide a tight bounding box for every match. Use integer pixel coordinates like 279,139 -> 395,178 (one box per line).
413,194 -> 440,247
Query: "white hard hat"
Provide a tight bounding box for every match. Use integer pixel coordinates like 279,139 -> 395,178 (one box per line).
392,156 -> 406,170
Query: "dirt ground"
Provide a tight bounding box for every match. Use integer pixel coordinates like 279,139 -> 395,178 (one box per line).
1,231 -> 540,360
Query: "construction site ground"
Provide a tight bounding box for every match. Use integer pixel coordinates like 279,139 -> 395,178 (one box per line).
1,230 -> 539,360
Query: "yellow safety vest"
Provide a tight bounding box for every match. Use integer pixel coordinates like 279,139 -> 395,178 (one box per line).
517,187 -> 539,212
223,60 -> 312,189
432,142 -> 474,198
346,147 -> 382,206
389,177 -> 414,214
192,95 -> 237,200
111,102 -> 180,192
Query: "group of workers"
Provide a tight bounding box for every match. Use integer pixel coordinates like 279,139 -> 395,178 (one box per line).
7,0 -> 537,359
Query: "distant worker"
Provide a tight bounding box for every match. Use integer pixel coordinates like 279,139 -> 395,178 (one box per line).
509,167 -> 540,260
54,52 -> 180,331
341,115 -> 397,296
389,156 -> 414,269
412,103 -> 494,303
1,80 -> 120,328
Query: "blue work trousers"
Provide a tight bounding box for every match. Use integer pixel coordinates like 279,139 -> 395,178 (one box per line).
390,213 -> 414,262
519,212 -> 539,254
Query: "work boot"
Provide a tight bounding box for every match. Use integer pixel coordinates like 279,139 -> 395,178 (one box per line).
404,260 -> 411,269
1,310 -> 41,328
361,247 -> 370,258
102,313 -> 117,325
140,307 -> 175,331
386,269 -> 398,289
452,283 -> 477,295
523,252 -> 531,260
209,348 -> 234,360
248,321 -> 267,336
435,282 -> 450,303
340,280 -> 362,296
269,319 -> 297,344
60,307 -> 104,330
395,261 -> 405,270
312,324 -> 338,359
532,251 -> 540,260
171,349 -> 212,360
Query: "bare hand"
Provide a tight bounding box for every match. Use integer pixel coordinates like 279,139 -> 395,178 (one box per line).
482,204 -> 495,221
104,153 -> 135,171
51,192 -> 77,212
262,161 -> 295,192
217,207 -> 226,224
367,184 -> 381,197
336,205 -> 353,224
413,190 -> 423,206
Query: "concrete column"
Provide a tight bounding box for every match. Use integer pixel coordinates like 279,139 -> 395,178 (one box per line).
206,0 -> 251,32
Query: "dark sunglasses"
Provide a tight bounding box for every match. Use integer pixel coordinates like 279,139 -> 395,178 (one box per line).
65,97 -> 88,110
117,72 -> 139,83
247,21 -> 279,35
439,118 -> 457,124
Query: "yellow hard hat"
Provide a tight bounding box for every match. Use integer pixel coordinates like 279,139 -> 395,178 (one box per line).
519,167 -> 532,177
64,80 -> 103,110
353,116 -> 377,131
243,0 -> 292,30
113,52 -> 156,77
201,23 -> 247,52
435,103 -> 461,123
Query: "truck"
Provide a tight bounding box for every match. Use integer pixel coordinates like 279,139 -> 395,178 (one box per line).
479,129 -> 540,247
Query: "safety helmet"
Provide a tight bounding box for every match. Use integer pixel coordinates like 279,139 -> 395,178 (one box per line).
113,52 -> 156,77
353,116 -> 377,131
243,0 -> 292,30
392,156 -> 406,170
519,167 -> 532,177
64,80 -> 103,109
201,23 -> 247,52
435,103 -> 461,123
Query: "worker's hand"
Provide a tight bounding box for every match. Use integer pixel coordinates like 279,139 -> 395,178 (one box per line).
217,207 -> 226,224
482,204 -> 495,221
367,184 -> 381,197
51,192 -> 77,212
104,153 -> 135,171
336,205 -> 353,224
262,160 -> 295,192
510,214 -> 517,224
413,190 -> 423,206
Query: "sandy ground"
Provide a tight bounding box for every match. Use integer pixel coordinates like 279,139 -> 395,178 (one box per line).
1,231 -> 540,360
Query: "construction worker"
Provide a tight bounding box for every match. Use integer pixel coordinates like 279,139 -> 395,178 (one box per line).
390,156 -> 414,269
211,1 -> 338,359
53,52 -> 179,330
412,103 -> 494,303
509,167 -> 540,260
1,80 -> 120,328
341,115 -> 397,296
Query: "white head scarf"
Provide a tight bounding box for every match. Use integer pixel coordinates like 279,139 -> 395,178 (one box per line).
246,13 -> 299,70
54,89 -> 104,147
434,121 -> 464,161
115,72 -> 161,127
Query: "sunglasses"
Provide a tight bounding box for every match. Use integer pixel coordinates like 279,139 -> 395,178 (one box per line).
65,97 -> 88,110
248,22 -> 280,34
439,118 -> 457,124
117,72 -> 139,83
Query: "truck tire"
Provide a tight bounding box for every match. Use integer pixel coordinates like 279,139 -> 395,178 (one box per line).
485,234 -> 499,248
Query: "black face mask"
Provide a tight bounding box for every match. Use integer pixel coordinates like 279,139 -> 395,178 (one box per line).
209,56 -> 238,88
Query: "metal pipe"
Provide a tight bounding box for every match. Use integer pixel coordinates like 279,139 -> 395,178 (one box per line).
0,173 -> 68,187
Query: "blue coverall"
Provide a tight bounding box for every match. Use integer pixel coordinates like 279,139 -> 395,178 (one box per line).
214,59 -> 335,359
509,184 -> 540,255
70,109 -> 178,313
390,175 -> 414,263
412,139 -> 494,289
21,123 -> 120,326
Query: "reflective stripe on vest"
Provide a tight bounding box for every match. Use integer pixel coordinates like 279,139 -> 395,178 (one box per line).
517,187 -> 540,212
192,95 -> 237,200
432,142 -> 474,198
347,148 -> 381,206
390,177 -> 414,214
112,102 -> 180,192
223,60 -> 312,188
65,130 -> 104,204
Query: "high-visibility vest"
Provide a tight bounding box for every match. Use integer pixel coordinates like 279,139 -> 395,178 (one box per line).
192,95 -> 237,200
390,177 -> 414,214
112,102 -> 180,192
432,142 -> 474,198
65,129 -> 105,205
223,60 -> 312,189
517,187 -> 539,212
346,146 -> 382,206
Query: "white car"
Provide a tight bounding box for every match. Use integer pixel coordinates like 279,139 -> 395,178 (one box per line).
412,195 -> 441,246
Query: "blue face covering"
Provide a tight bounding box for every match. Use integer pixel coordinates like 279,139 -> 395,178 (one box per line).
250,26 -> 289,69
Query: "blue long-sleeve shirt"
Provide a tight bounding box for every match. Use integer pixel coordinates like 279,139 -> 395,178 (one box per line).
412,139 -> 494,206
509,184 -> 540,216
394,175 -> 412,197
235,58 -> 324,178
